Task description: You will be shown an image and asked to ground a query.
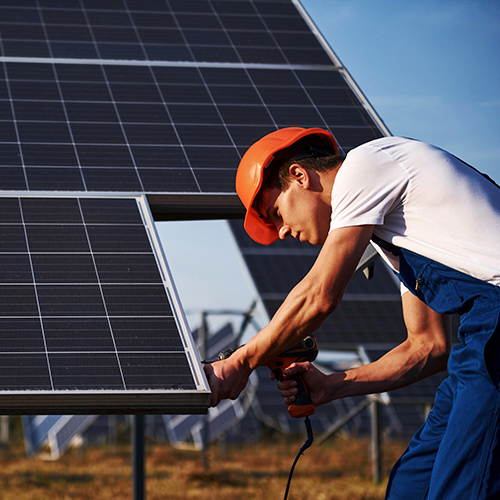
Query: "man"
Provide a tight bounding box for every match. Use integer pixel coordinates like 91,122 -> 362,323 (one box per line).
204,127 -> 500,499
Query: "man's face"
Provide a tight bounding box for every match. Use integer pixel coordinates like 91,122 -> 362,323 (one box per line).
257,178 -> 330,246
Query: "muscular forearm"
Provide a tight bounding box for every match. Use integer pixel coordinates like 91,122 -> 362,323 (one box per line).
323,337 -> 449,402
322,296 -> 451,403
234,226 -> 374,372
205,226 -> 373,407
237,278 -> 334,371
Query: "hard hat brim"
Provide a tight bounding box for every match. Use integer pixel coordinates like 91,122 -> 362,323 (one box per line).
244,203 -> 279,245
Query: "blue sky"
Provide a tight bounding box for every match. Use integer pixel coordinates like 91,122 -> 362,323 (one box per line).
158,0 -> 500,331
302,0 -> 500,182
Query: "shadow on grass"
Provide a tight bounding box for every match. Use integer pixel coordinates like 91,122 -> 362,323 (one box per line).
188,466 -> 345,489
15,471 -> 95,488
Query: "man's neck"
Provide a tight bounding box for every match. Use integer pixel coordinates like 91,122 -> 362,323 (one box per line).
319,162 -> 343,208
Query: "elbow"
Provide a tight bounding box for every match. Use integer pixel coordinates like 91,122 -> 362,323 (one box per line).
431,337 -> 451,371
421,334 -> 450,376
309,287 -> 341,320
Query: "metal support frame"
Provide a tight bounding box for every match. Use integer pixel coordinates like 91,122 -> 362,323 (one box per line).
200,312 -> 210,472
370,400 -> 382,484
132,415 -> 145,500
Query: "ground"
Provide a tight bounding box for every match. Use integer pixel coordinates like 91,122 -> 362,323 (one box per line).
0,419 -> 408,500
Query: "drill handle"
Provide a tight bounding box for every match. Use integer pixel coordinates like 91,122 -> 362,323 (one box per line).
275,369 -> 315,419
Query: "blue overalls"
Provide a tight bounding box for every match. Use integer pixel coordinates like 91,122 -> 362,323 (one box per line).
372,239 -> 500,500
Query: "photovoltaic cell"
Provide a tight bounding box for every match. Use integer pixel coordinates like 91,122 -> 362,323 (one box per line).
0,194 -> 209,413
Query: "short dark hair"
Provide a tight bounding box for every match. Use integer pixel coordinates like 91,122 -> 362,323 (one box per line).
263,153 -> 344,192
261,135 -> 344,191
277,154 -> 345,189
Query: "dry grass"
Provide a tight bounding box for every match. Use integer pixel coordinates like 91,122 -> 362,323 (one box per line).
0,422 -> 408,500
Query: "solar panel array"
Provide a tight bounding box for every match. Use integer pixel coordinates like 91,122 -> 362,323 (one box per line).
0,194 -> 208,413
0,0 -> 395,416
0,0 -> 385,211
22,414 -> 98,458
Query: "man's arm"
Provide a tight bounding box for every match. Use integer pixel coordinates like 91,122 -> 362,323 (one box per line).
205,225 -> 374,406
278,291 -> 451,407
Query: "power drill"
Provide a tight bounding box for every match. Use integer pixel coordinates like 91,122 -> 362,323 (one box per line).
215,335 -> 318,419
205,336 -> 318,500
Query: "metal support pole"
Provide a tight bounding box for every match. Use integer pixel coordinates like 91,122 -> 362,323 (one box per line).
0,416 -> 8,443
109,415 -> 117,453
200,312 -> 210,471
132,415 -> 145,500
370,399 -> 382,484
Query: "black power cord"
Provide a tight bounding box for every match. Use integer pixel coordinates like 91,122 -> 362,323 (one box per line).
283,416 -> 314,500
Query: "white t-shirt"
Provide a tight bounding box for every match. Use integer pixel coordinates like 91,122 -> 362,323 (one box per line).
329,136 -> 500,288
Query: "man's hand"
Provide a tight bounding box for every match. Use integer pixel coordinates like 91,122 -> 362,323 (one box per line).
275,293 -> 451,407
204,357 -> 252,407
274,362 -> 333,408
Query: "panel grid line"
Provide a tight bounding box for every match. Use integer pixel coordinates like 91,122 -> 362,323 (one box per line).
0,59 -> 29,188
76,196 -> 137,390
35,0 -> 89,191
206,0 -> 279,134
121,0 -> 202,192
0,55 -> 338,71
17,196 -> 54,390
247,0 -> 338,151
77,0 -> 146,192
166,0 -> 244,161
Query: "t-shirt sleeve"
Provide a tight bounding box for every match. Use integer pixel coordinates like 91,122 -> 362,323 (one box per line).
330,144 -> 410,231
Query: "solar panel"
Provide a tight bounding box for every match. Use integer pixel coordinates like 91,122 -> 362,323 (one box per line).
0,0 -> 386,220
22,414 -> 98,459
0,193 -> 209,414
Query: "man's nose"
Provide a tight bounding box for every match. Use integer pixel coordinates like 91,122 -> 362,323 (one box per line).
278,224 -> 291,240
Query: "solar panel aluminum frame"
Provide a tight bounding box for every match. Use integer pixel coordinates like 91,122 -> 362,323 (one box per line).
0,192 -> 210,415
293,0 -> 391,138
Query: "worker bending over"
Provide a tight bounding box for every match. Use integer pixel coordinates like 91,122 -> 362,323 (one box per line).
204,127 -> 500,499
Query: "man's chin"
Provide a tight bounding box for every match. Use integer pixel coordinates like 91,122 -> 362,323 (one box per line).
307,236 -> 324,246
314,234 -> 329,246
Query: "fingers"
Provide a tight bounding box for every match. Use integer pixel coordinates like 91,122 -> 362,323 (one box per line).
282,363 -> 307,377
276,378 -> 296,391
203,364 -> 219,407
269,362 -> 309,406
203,359 -> 250,407
269,362 -> 306,381
279,382 -> 298,405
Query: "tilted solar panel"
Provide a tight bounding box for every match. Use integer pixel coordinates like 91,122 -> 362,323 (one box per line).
0,0 -> 335,65
0,0 -> 386,219
0,193 -> 209,413
22,414 -> 98,458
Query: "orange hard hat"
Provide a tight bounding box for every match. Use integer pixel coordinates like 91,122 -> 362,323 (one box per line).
235,127 -> 337,245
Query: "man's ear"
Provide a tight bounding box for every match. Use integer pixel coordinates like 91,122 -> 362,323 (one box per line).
288,163 -> 311,189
